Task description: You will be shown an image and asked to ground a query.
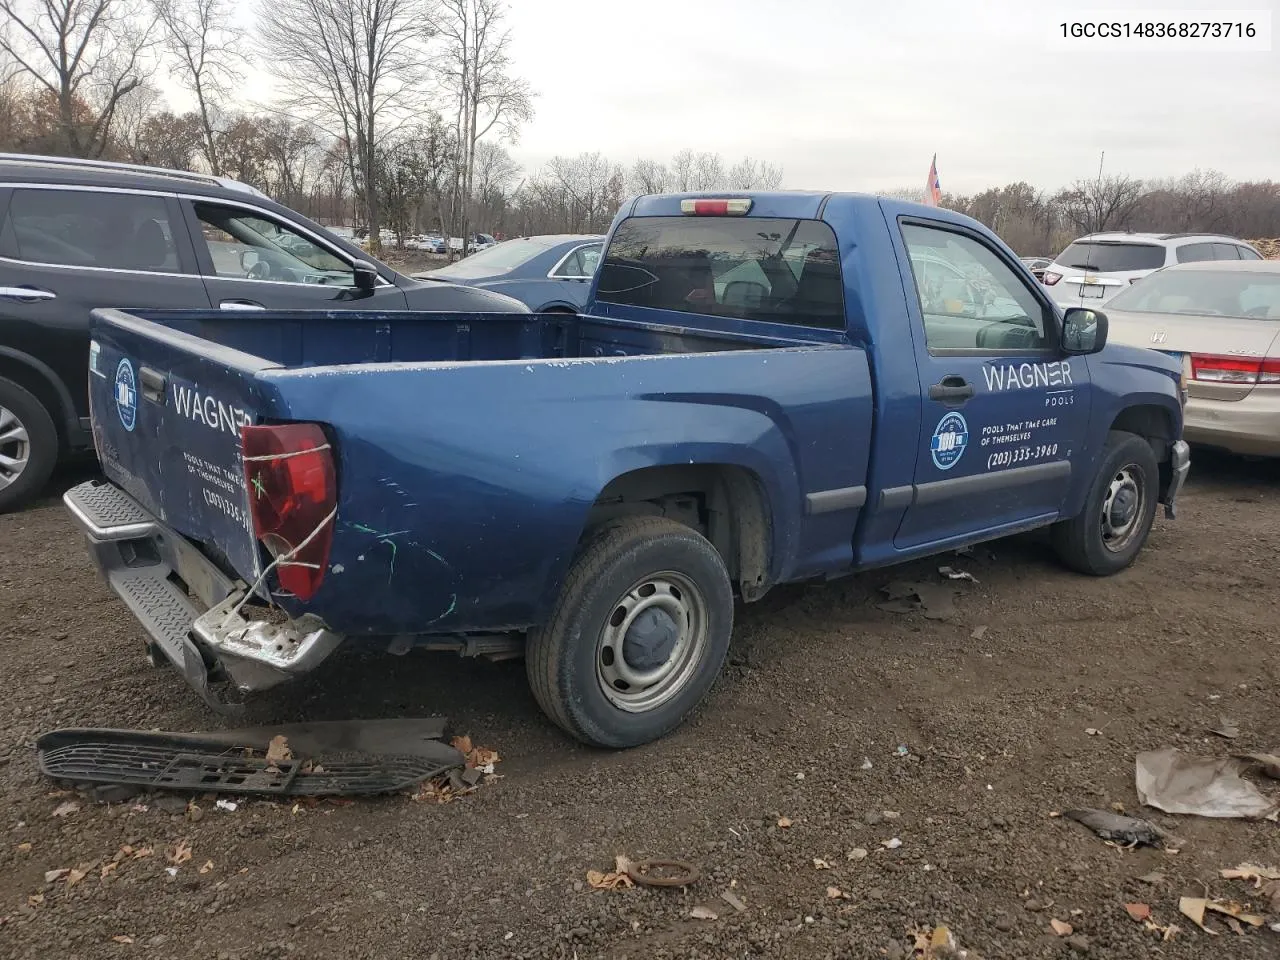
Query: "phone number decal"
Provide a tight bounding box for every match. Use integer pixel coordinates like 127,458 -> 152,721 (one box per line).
988,443 -> 1059,470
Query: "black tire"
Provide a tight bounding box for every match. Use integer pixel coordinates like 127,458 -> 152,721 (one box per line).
527,517 -> 734,748
0,377 -> 59,514
1052,430 -> 1159,576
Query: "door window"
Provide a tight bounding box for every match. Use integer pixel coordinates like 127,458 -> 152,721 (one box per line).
192,202 -> 354,286
1212,242 -> 1241,260
551,243 -> 603,278
1,188 -> 180,272
901,223 -> 1047,352
1175,242 -> 1215,263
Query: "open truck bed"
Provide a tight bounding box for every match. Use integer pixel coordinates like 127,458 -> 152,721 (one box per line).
70,305 -> 871,709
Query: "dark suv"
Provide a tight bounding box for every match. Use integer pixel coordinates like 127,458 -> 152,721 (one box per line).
0,153 -> 528,512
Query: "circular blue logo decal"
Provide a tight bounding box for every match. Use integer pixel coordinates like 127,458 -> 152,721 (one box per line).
930,411 -> 968,470
114,358 -> 137,432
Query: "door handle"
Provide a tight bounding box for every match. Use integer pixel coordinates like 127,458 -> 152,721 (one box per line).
220,300 -> 265,311
0,285 -> 56,302
929,375 -> 975,403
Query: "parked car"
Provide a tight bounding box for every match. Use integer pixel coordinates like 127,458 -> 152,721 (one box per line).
0,152 -> 528,512
1019,256 -> 1052,281
67,191 -> 1188,748
1043,232 -> 1263,308
448,233 -> 496,253
1104,259 -> 1280,456
414,235 -> 605,313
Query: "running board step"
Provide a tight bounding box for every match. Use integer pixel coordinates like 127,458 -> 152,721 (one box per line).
36,721 -> 462,797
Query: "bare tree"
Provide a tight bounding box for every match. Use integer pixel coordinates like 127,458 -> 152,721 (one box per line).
432,0 -> 533,254
110,78 -> 162,159
1054,174 -> 1145,235
153,0 -> 247,174
0,0 -> 156,156
258,0 -> 434,250
628,158 -> 667,195
727,156 -> 783,190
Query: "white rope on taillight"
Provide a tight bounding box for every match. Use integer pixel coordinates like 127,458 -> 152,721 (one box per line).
241,443 -> 332,462
221,505 -> 338,628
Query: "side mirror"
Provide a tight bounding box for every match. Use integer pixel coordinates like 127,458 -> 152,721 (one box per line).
1062,307 -> 1108,355
352,260 -> 379,291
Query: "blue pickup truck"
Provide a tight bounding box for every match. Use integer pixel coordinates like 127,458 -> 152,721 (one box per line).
65,192 -> 1189,748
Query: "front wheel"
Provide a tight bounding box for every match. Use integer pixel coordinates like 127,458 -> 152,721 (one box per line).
526,517 -> 734,748
1052,431 -> 1160,576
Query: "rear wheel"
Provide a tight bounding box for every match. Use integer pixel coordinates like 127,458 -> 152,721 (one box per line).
1052,431 -> 1159,576
526,517 -> 734,748
0,377 -> 58,514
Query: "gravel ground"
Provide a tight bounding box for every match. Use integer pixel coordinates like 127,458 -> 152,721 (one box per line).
2,453 -> 1279,960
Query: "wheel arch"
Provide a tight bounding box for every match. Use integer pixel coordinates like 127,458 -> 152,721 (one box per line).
0,346 -> 78,448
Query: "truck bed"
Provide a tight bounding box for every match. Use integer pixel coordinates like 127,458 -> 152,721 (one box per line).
87,306 -> 872,638
130,308 -> 831,369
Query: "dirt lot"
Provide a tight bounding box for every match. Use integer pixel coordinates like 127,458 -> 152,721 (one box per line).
2,453 -> 1279,960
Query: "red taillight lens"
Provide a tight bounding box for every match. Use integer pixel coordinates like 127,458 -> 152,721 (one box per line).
1043,271 -> 1061,286
1189,354 -> 1280,385
240,423 -> 337,600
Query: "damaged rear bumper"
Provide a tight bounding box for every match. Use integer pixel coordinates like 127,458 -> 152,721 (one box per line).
63,480 -> 342,711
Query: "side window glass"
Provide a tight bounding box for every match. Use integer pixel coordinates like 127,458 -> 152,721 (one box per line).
5,189 -> 179,272
1175,242 -> 1214,263
901,223 -> 1046,352
1238,246 -> 1262,261
553,244 -> 603,278
192,202 -> 353,285
1212,242 -> 1241,260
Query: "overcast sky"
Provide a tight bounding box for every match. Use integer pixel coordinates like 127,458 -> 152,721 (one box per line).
212,0 -> 1279,194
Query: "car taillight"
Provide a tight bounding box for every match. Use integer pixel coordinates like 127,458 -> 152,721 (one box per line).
1189,354 -> 1280,385
1043,271 -> 1061,286
240,423 -> 337,601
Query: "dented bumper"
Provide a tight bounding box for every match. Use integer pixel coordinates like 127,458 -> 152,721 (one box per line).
63,480 -> 343,711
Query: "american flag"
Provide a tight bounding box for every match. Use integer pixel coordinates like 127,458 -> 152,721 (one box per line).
925,154 -> 941,206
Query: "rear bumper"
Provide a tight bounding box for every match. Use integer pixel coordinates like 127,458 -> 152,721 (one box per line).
1183,392 -> 1280,458
63,480 -> 342,710
1162,440 -> 1191,519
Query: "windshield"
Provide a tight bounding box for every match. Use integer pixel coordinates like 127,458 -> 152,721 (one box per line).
1107,269 -> 1280,319
435,238 -> 550,279
1055,241 -> 1164,273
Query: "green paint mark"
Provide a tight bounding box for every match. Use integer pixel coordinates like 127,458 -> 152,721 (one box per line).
251,473 -> 266,499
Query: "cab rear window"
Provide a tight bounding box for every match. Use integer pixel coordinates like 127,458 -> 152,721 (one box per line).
594,216 -> 845,328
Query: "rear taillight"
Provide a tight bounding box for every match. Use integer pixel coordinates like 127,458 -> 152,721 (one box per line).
1189,354 -> 1280,385
240,423 -> 337,601
1043,271 -> 1061,286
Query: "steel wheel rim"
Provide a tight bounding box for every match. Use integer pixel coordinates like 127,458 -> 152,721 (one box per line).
1100,464 -> 1145,553
0,404 -> 29,491
596,570 -> 710,714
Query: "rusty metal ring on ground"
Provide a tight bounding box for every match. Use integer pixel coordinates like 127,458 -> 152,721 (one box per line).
625,858 -> 700,887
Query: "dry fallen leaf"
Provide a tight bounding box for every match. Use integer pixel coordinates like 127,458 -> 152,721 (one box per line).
450,734 -> 474,756
1050,919 -> 1073,936
100,862 -> 119,880
1208,718 -> 1240,739
777,817 -> 793,828
28,893 -> 44,906
66,866 -> 89,888
586,855 -> 635,891
881,837 -> 902,849
1234,752 -> 1280,779
16,842 -> 32,853
111,935 -> 134,944
1220,863 -> 1280,887
812,858 -> 831,870
1143,918 -> 1179,941
847,847 -> 868,861
1125,902 -> 1152,922
51,801 -> 79,818
265,735 -> 292,765
131,847 -> 153,860
43,869 -> 69,883
1085,728 -> 1102,736
199,860 -> 214,875
1225,917 -> 1245,936
1204,900 -> 1265,926
166,840 -> 192,866
1178,897 -> 1218,935
689,905 -> 718,921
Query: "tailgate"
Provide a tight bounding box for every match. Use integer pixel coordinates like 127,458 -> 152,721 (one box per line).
88,308 -> 279,583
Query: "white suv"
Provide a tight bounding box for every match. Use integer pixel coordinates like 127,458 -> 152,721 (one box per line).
1043,232 -> 1262,308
